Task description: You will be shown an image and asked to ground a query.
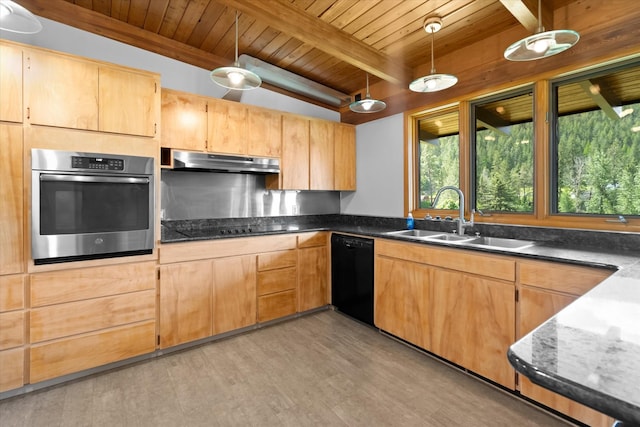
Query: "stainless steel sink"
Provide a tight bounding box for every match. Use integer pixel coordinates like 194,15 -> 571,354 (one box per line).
464,236 -> 536,250
423,234 -> 477,243
385,229 -> 445,238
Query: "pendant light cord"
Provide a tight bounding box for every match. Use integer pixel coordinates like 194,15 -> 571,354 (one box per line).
430,30 -> 436,74
365,73 -> 371,97
234,11 -> 239,66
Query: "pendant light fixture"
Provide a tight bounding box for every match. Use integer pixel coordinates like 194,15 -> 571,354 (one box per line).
504,0 -> 579,61
0,0 -> 42,34
409,16 -> 457,93
210,11 -> 261,90
349,73 -> 386,113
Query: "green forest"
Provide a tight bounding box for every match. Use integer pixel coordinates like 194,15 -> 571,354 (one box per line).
419,103 -> 640,216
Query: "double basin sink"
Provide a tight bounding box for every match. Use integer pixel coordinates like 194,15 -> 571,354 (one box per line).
385,229 -> 536,251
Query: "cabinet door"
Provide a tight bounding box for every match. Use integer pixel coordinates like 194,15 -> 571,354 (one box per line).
334,123 -> 356,191
374,257 -> 432,349
99,66 -> 158,137
298,246 -> 328,312
25,50 -> 99,130
0,124 -> 23,275
309,119 -> 334,190
161,89 -> 208,151
461,274 -> 515,388
0,348 -> 24,392
212,255 -> 256,335
159,260 -> 213,348
519,286 -> 613,427
280,114 -> 310,190
0,43 -> 22,123
208,99 -> 247,154
248,108 -> 281,157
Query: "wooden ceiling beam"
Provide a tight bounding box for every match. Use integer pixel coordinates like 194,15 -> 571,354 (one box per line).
499,0 -> 552,32
15,0 -> 231,71
214,0 -> 412,87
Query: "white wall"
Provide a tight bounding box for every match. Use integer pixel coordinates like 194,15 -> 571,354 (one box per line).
341,114 -> 405,218
0,18 -> 339,121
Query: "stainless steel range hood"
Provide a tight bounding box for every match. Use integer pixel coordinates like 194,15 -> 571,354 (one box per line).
172,150 -> 279,174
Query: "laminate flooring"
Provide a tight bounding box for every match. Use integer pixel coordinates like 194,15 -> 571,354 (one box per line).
0,310 -> 572,427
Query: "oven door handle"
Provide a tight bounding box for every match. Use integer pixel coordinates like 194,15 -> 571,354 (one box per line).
39,174 -> 149,185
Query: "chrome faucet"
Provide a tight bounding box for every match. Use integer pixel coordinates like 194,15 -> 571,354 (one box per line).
431,186 -> 474,235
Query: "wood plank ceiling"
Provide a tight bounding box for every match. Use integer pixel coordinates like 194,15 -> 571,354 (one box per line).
16,0 -> 588,113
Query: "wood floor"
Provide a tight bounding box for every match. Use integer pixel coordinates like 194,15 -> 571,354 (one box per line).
0,310 -> 571,426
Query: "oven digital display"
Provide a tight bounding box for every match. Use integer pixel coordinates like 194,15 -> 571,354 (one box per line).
71,156 -> 125,171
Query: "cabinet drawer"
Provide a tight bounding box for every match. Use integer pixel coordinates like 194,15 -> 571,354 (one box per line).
0,275 -> 24,312
0,347 -> 24,392
30,261 -> 156,307
258,267 -> 297,295
30,320 -> 155,383
0,311 -> 24,350
298,232 -> 327,248
30,289 -> 156,343
258,290 -> 296,322
519,260 -> 612,295
257,250 -> 297,271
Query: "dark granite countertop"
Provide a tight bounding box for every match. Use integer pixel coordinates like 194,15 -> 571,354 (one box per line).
162,214 -> 640,422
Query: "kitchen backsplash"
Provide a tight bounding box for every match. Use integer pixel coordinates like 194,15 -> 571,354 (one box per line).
160,170 -> 340,220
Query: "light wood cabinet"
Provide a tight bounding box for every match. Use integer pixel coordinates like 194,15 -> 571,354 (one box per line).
208,99 -> 248,154
278,114 -> 310,190
212,255 -> 257,334
310,119 -> 334,190
375,239 -> 516,389
375,256 -> 432,350
248,107 -> 282,157
0,124 -> 23,275
0,43 -> 23,123
161,89 -> 208,151
25,49 -> 99,130
0,274 -> 25,392
29,262 -> 157,383
257,250 -> 297,322
334,123 -> 356,191
159,260 -> 213,348
297,232 -> 329,312
517,260 -> 613,427
24,48 -> 159,137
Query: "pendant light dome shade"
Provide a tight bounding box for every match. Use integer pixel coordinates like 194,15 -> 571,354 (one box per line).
350,73 -> 386,113
504,0 -> 579,61
210,12 -> 261,90
0,0 -> 42,34
410,16 -> 457,93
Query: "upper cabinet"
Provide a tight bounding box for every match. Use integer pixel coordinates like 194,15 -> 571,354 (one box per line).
334,123 -> 356,191
277,114 -> 310,190
310,119 -> 334,190
0,44 -> 23,123
161,89 -> 208,152
23,47 -> 159,137
248,107 -> 281,158
208,99 -> 248,155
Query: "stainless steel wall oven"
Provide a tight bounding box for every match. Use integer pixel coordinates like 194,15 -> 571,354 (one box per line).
31,149 -> 155,264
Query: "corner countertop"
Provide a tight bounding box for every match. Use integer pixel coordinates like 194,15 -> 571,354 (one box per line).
162,215 -> 640,423
508,262 -> 640,425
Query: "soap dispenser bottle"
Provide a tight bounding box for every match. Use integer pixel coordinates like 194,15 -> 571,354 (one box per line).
406,212 -> 414,230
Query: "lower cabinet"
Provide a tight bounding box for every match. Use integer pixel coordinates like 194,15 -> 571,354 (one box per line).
29,262 -> 157,383
0,274 -> 26,392
213,255 -> 257,334
257,250 -> 297,322
297,232 -> 328,312
375,238 -> 614,425
375,239 -> 516,389
517,260 -> 614,427
159,260 -> 213,348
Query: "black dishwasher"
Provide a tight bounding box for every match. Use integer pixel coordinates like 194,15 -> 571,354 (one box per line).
331,234 -> 374,326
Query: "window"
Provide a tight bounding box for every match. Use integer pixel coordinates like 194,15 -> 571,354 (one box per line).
415,109 -> 460,209
551,60 -> 640,217
472,90 -> 534,213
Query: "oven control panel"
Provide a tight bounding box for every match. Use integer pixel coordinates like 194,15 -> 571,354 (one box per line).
72,156 -> 124,171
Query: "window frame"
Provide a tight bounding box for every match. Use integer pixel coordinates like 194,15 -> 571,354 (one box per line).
406,59 -> 639,232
